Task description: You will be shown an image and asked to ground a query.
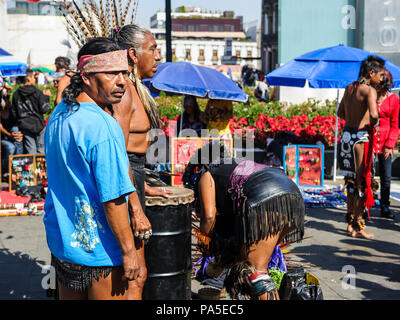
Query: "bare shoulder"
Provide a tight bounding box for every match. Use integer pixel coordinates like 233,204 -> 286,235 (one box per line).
359,83 -> 375,95
58,75 -> 71,87
113,85 -> 135,116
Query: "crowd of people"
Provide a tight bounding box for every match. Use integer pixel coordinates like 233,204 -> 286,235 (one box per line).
29,19 -> 306,301
1,16 -> 399,301
0,68 -> 52,180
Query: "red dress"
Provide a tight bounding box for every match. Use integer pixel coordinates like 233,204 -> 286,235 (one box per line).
374,93 -> 400,154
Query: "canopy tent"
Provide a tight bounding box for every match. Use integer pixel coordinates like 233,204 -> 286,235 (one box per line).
31,65 -> 56,74
266,44 -> 400,181
0,48 -> 27,77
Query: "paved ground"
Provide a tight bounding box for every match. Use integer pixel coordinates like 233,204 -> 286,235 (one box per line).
1,179 -> 400,300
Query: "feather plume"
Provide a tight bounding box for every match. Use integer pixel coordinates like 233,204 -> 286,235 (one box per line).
82,0 -> 98,38
71,0 -> 93,37
129,0 -> 138,25
59,0 -> 139,46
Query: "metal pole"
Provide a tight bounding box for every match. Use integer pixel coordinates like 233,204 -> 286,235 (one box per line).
165,0 -> 172,62
333,89 -> 340,182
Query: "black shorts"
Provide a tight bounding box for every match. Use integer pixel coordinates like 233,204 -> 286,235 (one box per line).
128,153 -> 146,215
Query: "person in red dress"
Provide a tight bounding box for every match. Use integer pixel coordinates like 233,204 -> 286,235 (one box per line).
375,70 -> 400,219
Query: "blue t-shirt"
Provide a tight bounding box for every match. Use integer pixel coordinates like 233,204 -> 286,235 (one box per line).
43,101 -> 135,267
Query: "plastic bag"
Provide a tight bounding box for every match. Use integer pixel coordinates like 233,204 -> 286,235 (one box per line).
278,267 -> 324,300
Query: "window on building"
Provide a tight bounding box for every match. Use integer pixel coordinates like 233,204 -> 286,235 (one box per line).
199,49 -> 205,61
236,50 -> 241,58
272,9 -> 277,34
247,50 -> 252,58
8,1 -> 62,15
172,49 -> 176,60
186,49 -> 191,60
224,24 -> 235,32
212,50 -> 218,61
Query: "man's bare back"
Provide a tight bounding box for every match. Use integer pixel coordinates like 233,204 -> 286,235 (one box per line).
338,81 -> 379,129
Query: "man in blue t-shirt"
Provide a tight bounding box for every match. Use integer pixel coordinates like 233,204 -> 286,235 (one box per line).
44,38 -> 141,300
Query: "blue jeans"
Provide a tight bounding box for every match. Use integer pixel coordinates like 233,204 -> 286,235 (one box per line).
377,153 -> 392,208
23,129 -> 45,154
1,126 -> 23,173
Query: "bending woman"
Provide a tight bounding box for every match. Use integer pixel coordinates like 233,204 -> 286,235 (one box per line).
183,141 -> 305,300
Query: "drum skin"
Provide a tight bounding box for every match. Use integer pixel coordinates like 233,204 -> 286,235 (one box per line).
142,187 -> 194,300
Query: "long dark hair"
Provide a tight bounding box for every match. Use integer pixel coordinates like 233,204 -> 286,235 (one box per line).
380,70 -> 394,93
182,95 -> 201,119
62,37 -> 120,110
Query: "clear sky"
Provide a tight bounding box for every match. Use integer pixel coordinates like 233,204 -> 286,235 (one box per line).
135,0 -> 262,28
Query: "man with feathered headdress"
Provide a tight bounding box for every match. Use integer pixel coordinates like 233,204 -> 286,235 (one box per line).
58,0 -> 170,300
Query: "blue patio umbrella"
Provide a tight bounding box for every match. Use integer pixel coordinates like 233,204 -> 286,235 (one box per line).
266,44 -> 400,181
0,48 -> 27,77
145,62 -> 248,103
267,44 -> 400,89
145,62 -> 248,137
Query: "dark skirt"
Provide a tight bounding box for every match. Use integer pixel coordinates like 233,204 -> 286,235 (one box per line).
51,254 -> 114,292
240,167 -> 305,247
211,167 -> 305,267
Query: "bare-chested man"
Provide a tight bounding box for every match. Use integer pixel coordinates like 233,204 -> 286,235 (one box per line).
338,56 -> 385,239
112,25 -> 172,299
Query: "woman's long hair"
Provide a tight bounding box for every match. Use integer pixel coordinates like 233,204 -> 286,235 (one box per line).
62,37 -> 120,110
183,95 -> 201,120
380,70 -> 394,93
115,24 -> 161,129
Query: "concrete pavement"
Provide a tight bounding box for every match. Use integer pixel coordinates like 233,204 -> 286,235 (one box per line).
1,180 -> 400,300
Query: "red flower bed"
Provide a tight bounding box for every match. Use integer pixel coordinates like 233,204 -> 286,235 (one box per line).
230,114 -> 345,147
161,114 -> 345,148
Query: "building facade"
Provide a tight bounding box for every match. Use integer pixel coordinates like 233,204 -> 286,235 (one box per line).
0,0 -> 7,50
151,6 -> 260,73
5,1 -> 76,66
261,0 -> 279,74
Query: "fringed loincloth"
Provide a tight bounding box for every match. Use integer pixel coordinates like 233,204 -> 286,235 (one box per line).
208,162 -> 305,267
339,126 -> 376,218
338,127 -> 369,178
51,254 -> 114,292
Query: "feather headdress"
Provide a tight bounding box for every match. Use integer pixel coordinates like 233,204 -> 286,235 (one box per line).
59,0 -> 139,47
